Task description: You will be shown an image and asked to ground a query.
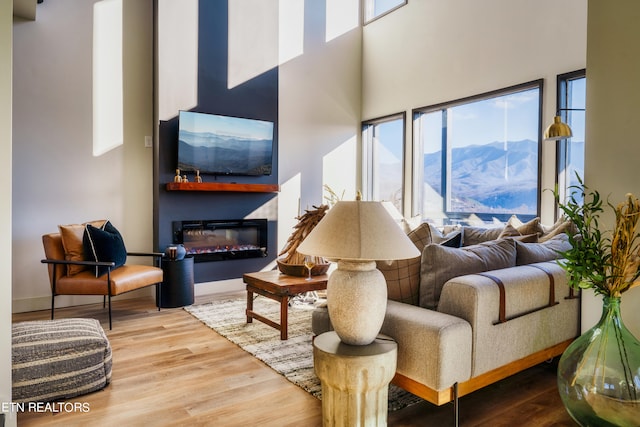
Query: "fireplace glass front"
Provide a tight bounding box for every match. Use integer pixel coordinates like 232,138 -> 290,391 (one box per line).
172,219 -> 267,263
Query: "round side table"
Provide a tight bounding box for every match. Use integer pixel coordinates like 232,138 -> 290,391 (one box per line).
313,331 -> 397,427
159,256 -> 194,308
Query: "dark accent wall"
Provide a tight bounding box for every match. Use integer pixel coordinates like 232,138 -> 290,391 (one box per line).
157,0 -> 278,283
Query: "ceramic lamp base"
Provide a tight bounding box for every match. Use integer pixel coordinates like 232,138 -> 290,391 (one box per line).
327,260 -> 387,346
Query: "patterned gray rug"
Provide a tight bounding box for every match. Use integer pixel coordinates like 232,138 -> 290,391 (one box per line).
184,296 -> 423,411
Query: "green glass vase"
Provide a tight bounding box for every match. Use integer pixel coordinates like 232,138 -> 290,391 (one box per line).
557,296 -> 640,426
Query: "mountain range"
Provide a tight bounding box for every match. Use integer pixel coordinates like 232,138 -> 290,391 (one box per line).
178,130 -> 272,176
422,139 -> 584,214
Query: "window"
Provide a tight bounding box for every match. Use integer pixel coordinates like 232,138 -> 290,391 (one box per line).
362,113 -> 405,213
363,0 -> 407,24
556,70 -> 586,208
413,81 -> 543,225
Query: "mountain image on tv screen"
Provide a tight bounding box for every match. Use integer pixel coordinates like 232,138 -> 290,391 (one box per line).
178,111 -> 274,176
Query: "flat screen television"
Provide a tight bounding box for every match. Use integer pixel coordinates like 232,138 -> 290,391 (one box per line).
177,110 -> 274,176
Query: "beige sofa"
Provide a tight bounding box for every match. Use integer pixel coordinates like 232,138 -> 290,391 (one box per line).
313,219 -> 580,408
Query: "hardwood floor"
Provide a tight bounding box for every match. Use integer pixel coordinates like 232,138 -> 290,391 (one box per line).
11,294 -> 576,426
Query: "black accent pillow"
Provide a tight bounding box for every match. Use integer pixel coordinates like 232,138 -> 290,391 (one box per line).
83,221 -> 127,277
440,230 -> 463,248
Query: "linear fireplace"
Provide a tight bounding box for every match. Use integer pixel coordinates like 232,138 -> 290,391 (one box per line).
172,219 -> 268,263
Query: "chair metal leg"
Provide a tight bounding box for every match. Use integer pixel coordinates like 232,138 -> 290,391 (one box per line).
103,295 -> 106,308
108,296 -> 112,330
51,265 -> 57,320
157,283 -> 161,311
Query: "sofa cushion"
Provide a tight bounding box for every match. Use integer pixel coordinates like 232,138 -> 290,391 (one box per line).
420,238 -> 517,310
515,233 -> 572,265
58,220 -> 107,276
429,224 -> 462,244
83,221 -> 127,277
497,223 -> 521,239
378,223 -> 432,305
507,215 -> 544,237
378,223 -> 463,305
461,226 -> 504,246
539,218 -> 575,242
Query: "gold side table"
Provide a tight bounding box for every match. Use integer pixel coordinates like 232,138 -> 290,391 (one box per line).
313,331 -> 397,427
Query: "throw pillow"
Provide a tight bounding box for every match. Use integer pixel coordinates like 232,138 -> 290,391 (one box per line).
507,215 -> 544,237
461,225 -> 504,246
377,222 -> 433,305
58,220 -> 107,276
539,218 -> 575,243
419,238 -> 517,310
440,230 -> 463,248
377,258 -> 421,305
83,221 -> 127,277
411,223 -> 435,248
513,233 -> 539,243
497,223 -> 521,239
429,223 -> 462,244
515,233 -> 572,265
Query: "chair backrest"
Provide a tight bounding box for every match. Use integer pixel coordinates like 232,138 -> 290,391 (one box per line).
42,233 -> 66,286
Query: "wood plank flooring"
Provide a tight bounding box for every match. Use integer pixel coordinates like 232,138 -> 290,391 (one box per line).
11,293 -> 576,426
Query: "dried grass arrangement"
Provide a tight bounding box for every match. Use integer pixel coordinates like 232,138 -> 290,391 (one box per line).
277,205 -> 330,276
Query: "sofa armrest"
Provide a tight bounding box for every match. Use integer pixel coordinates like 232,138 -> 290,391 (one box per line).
381,300 -> 472,392
437,261 -> 579,377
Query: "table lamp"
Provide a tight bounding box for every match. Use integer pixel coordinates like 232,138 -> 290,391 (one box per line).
297,199 -> 420,345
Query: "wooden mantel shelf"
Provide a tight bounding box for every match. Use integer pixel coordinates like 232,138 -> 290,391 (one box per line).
166,182 -> 279,193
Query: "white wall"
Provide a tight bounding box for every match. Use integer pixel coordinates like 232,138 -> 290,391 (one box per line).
361,0 -> 587,223
12,0 -> 154,312
278,0 -> 362,247
585,0 -> 640,336
1,0 -> 14,423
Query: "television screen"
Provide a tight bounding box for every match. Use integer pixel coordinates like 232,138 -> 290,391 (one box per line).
178,111 -> 274,176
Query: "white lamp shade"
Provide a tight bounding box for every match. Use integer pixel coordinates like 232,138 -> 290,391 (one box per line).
297,200 -> 420,261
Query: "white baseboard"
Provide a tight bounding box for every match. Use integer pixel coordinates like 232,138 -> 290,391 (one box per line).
194,278 -> 244,296
13,280 -> 245,313
12,288 -> 154,314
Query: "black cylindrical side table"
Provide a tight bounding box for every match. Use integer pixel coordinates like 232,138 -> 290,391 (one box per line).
159,256 -> 194,308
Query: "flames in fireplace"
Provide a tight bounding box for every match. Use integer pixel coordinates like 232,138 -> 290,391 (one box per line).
173,219 -> 267,262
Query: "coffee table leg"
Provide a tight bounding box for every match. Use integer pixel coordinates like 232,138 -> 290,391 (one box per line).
280,295 -> 288,340
246,288 -> 254,324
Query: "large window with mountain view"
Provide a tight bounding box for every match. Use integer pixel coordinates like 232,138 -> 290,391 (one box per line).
556,70 -> 586,208
413,81 -> 543,225
362,113 -> 405,213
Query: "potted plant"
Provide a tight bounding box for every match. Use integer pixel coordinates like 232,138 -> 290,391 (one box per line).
555,176 -> 640,426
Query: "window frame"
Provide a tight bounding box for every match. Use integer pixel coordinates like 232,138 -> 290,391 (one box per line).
362,112 -> 406,214
555,69 -> 586,217
411,79 -> 544,223
363,0 -> 408,25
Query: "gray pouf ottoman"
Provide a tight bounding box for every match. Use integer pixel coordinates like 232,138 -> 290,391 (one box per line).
12,318 -> 112,403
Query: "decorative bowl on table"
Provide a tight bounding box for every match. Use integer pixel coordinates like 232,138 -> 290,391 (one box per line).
277,260 -> 330,277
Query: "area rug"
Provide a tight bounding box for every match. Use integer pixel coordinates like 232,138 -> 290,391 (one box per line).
184,296 -> 423,411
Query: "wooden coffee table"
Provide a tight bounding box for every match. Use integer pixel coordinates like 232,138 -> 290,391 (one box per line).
243,270 -> 328,340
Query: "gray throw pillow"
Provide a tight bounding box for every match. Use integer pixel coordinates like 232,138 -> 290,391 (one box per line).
419,238 -> 517,310
461,226 -> 504,246
515,233 -> 572,265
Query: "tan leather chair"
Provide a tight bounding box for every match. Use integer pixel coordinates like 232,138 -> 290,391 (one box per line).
42,233 -> 164,329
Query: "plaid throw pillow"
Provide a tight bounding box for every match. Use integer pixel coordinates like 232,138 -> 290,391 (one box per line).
377,223 -> 433,305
